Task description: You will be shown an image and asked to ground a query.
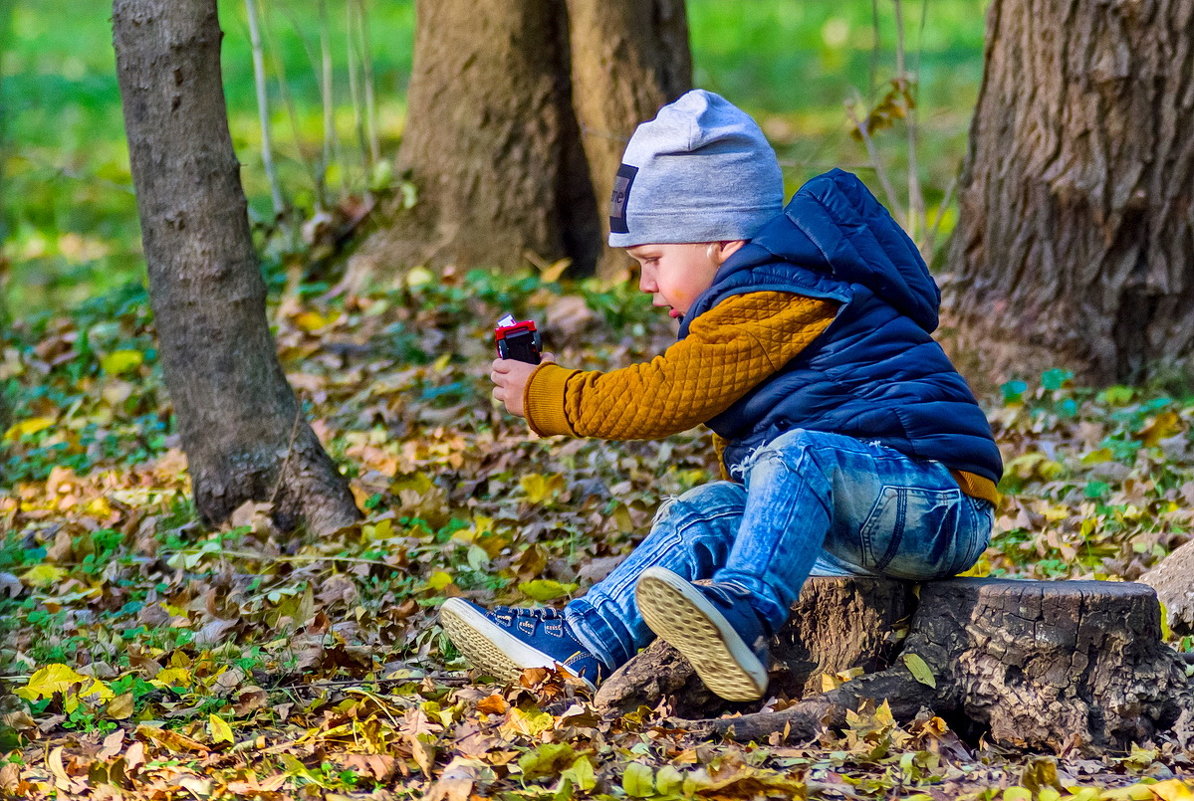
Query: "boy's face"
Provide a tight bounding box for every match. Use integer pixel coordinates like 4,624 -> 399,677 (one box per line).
626,243 -> 722,318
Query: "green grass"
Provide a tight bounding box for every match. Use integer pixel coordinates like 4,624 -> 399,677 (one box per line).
1,0 -> 988,315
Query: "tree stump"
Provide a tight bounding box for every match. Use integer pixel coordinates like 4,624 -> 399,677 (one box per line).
595,578 -> 915,717
602,578 -> 1194,753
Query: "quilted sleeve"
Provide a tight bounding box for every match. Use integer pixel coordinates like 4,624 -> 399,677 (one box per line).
523,292 -> 838,439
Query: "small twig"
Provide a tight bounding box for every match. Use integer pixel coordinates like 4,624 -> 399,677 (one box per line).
9,153 -> 135,194
165,549 -> 396,569
893,0 -> 924,242
345,0 -> 368,180
262,2 -> 323,205
356,0 -> 380,166
922,175 -> 958,261
268,401 -> 306,510
272,674 -> 473,691
845,91 -> 904,221
318,0 -> 336,199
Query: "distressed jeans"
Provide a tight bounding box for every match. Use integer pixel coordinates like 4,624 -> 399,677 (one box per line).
564,429 -> 995,670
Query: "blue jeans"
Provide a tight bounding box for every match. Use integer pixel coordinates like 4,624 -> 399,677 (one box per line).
564,429 -> 995,670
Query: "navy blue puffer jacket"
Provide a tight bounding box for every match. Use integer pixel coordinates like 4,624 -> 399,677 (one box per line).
679,169 -> 1003,483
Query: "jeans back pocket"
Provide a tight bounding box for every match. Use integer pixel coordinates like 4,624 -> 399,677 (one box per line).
858,486 -> 963,580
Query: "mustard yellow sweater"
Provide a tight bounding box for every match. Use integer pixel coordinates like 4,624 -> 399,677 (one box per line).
523,291 -> 998,504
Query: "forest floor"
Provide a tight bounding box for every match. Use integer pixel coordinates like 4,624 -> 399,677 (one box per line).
1,268 -> 1193,799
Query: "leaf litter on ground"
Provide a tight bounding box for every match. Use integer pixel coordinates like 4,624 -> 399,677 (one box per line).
0,270 -> 1192,798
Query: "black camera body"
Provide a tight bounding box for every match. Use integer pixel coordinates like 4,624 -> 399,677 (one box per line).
494,315 -> 542,364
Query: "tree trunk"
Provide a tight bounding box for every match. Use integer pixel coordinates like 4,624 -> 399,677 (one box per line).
608,578 -> 1194,753
564,0 -> 691,278
347,0 -> 690,283
943,0 -> 1194,386
112,0 -> 360,535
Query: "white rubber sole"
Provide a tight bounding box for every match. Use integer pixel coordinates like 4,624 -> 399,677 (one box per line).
439,598 -> 594,689
635,567 -> 768,702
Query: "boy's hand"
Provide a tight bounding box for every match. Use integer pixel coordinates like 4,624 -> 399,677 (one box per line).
491,353 -> 556,418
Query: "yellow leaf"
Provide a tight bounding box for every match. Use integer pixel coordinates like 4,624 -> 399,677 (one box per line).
520,473 -> 564,504
957,553 -> 991,578
539,258 -> 571,283
500,706 -> 554,738
294,310 -> 338,332
208,713 -> 234,744
406,266 -> 435,288
154,667 -> 193,689
16,663 -> 113,706
1151,779 -> 1194,801
1081,447 -> 1114,465
85,496 -> 113,518
426,571 -> 454,591
518,579 -> 578,602
20,564 -> 68,588
1100,783 -> 1161,801
100,349 -> 144,375
1042,504 -> 1070,523
1140,411 -> 1183,447
4,416 -> 55,440
623,762 -> 655,798
15,664 -> 88,701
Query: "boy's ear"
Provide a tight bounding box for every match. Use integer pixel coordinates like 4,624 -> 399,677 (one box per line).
712,240 -> 747,265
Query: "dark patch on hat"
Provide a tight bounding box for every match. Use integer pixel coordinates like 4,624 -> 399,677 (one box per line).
609,163 -> 638,234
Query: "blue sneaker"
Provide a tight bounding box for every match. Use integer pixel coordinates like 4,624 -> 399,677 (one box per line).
635,567 -> 770,701
439,598 -> 605,689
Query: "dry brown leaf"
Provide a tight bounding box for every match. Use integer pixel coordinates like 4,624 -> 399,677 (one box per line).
422,757 -> 479,801
408,733 -> 436,778
106,693 -> 135,720
136,724 -> 210,753
341,753 -> 399,782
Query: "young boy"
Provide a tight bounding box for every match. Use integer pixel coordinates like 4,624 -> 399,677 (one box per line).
440,90 -> 1001,702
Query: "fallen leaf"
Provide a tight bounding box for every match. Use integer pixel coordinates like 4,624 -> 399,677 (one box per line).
136,724 -> 210,753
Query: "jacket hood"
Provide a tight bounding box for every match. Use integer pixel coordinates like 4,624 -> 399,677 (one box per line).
720,169 -> 940,331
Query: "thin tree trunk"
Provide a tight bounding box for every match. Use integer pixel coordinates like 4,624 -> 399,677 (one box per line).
244,0 -> 284,217
943,0 -> 1194,386
347,0 -> 690,283
0,0 -> 11,441
112,0 -> 360,535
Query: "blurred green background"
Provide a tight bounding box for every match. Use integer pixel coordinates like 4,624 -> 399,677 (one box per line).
0,0 -> 987,315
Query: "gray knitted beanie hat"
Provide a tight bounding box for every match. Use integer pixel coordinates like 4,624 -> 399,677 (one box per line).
608,89 -> 784,248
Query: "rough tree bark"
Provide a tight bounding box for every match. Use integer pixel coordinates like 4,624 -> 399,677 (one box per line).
1141,539 -> 1194,634
596,579 -> 915,718
602,578 -> 1194,753
563,0 -> 692,278
347,0 -> 690,281
112,0 -> 360,534
943,0 -> 1194,386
